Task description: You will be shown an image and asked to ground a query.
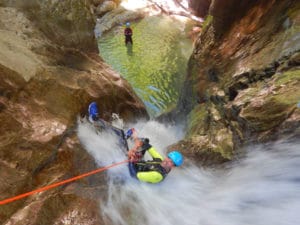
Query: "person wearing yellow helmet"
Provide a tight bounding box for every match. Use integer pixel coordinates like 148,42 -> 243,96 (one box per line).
126,128 -> 184,183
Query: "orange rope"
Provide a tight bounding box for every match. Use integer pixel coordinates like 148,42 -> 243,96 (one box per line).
0,159 -> 129,205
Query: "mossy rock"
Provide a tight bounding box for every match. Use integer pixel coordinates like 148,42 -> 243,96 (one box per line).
187,104 -> 209,136
240,69 -> 300,132
169,135 -> 231,166
201,14 -> 213,33
274,69 -> 300,86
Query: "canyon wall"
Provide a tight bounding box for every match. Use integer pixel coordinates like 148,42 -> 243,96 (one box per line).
0,1 -> 147,224
175,0 -> 300,164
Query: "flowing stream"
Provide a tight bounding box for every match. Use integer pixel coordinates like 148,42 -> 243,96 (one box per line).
98,15 -> 193,117
78,120 -> 300,225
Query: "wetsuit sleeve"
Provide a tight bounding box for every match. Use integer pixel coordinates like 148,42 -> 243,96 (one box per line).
148,147 -> 163,160
139,141 -> 151,155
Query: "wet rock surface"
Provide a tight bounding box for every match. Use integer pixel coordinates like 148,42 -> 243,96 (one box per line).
0,2 -> 147,224
175,0 -> 300,163
1,0 -> 300,224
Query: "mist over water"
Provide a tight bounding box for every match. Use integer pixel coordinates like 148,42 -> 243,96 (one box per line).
78,120 -> 300,225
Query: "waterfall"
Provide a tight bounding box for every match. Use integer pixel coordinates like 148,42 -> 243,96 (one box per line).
78,120 -> 300,225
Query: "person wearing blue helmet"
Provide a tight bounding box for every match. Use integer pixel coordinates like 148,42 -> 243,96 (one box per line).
126,128 -> 184,183
124,22 -> 133,45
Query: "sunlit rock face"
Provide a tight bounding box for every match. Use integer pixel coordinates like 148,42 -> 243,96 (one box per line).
0,2 -> 147,224
0,0 -> 98,51
209,0 -> 262,39
94,0 -> 206,39
176,0 -> 300,162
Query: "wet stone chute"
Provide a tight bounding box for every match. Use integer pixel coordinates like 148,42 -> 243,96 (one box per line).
78,118 -> 300,225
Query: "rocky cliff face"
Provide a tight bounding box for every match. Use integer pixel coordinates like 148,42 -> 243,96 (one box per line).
1,0 -> 299,223
0,1 -> 147,224
175,0 -> 300,164
0,0 -> 97,51
188,0 -> 211,18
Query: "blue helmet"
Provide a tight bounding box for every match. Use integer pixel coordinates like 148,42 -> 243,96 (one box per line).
167,151 -> 183,167
126,22 -> 130,27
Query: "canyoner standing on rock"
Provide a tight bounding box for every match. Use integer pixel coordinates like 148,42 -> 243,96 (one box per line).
126,128 -> 184,183
124,22 -> 133,45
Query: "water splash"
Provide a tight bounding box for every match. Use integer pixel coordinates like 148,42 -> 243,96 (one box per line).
78,120 -> 300,225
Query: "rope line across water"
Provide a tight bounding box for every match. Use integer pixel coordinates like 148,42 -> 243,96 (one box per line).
0,159 -> 129,205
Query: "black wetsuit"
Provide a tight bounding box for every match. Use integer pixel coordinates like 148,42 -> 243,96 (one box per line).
124,27 -> 133,45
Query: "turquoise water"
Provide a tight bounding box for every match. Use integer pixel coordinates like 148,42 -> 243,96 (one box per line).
98,15 -> 193,117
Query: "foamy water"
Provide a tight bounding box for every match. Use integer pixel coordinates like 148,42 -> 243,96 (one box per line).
77,120 -> 300,225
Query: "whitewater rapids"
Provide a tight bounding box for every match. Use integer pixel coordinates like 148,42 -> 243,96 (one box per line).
77,120 -> 300,225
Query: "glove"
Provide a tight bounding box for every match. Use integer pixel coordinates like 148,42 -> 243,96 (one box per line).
140,138 -> 149,144
128,149 -> 142,162
125,128 -> 135,139
140,138 -> 152,151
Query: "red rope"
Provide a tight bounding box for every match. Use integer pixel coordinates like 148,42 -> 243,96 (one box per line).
0,159 -> 129,205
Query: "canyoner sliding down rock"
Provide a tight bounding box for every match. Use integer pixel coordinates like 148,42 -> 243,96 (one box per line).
80,102 -> 184,184
0,0 -> 300,224
77,112 -> 300,225
0,99 -> 183,204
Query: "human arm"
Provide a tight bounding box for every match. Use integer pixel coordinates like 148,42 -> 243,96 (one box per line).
126,129 -> 158,161
128,140 -> 163,162
126,128 -> 143,161
128,140 -> 143,161
147,146 -> 163,161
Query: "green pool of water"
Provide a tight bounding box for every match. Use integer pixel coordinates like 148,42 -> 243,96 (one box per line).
98,15 -> 193,117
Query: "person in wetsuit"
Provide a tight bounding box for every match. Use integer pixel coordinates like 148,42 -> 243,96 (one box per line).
124,22 -> 133,45
126,128 -> 184,184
